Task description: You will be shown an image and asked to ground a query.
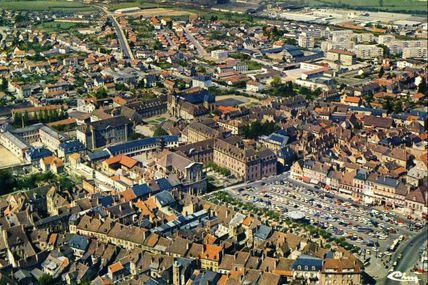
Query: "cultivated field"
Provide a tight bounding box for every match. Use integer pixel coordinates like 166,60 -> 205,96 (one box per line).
0,0 -> 94,11
113,7 -> 196,17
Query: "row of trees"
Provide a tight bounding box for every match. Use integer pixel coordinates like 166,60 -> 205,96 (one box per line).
13,108 -> 67,127
206,162 -> 231,177
267,79 -> 322,100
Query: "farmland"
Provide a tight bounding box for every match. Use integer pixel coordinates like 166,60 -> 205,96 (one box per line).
0,0 -> 94,11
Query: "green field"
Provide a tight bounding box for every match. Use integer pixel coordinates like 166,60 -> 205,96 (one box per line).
0,0 -> 94,11
299,0 -> 428,13
108,1 -> 163,11
36,21 -> 88,32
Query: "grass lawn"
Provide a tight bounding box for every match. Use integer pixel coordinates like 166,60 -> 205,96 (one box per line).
0,0 -> 95,11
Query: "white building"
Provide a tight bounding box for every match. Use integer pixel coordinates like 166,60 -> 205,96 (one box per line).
354,33 -> 375,43
0,131 -> 29,160
298,33 -> 315,48
378,35 -> 395,45
39,126 -> 66,153
246,81 -> 265,92
211,50 -> 228,61
403,47 -> 427,59
353,45 -> 383,59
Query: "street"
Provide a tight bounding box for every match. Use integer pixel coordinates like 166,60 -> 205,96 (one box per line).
95,5 -> 134,60
383,229 -> 428,285
183,27 -> 209,59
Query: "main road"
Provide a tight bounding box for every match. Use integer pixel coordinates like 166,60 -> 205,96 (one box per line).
382,227 -> 428,285
95,5 -> 134,61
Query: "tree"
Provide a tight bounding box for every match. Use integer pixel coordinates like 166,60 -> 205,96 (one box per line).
378,66 -> 385,78
0,78 -> 7,91
394,100 -> 403,113
270,76 -> 281,87
378,44 -> 389,57
153,127 -> 168,137
23,111 -> 29,127
0,170 -> 16,195
418,77 -> 427,95
151,40 -> 162,50
242,121 -> 280,139
37,274 -> 56,285
382,97 -> 394,113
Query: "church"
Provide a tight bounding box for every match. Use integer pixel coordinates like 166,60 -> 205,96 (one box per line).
167,87 -> 216,120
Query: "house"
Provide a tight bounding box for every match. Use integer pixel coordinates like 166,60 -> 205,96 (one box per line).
102,154 -> 138,173
258,130 -> 289,151
41,251 -> 69,279
40,156 -> 64,174
246,80 -> 265,92
292,255 -> 323,281
405,187 -> 428,219
363,115 -> 393,129
320,258 -> 362,285
108,262 -> 127,283
192,76 -> 212,89
68,235 -> 89,257
201,244 -> 223,272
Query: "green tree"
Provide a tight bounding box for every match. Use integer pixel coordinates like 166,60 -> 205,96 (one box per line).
382,97 -> 394,113
242,121 -> 280,139
270,76 -> 281,87
377,44 -> 389,57
0,78 -> 8,91
0,170 -> 16,195
418,77 -> 427,95
378,66 -> 385,78
153,127 -> 168,136
394,100 -> 403,113
23,111 -> 29,126
37,274 -> 56,285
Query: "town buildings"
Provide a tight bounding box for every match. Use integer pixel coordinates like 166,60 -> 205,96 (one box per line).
0,3 -> 426,284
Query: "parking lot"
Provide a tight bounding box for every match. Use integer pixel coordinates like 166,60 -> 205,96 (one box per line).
209,173 -> 426,281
